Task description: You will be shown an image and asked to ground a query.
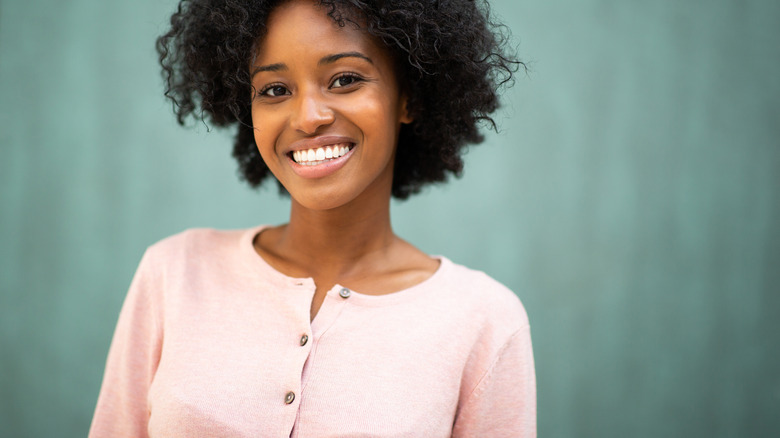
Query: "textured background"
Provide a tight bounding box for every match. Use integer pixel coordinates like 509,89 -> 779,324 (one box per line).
1,0 -> 778,436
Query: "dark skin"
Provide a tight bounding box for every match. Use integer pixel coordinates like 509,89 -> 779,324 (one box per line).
254,203 -> 438,321
250,0 -> 439,321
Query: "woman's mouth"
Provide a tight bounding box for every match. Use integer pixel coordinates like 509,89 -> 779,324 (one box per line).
290,143 -> 353,166
287,141 -> 355,179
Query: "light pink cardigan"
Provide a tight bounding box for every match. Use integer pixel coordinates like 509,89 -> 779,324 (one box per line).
89,226 -> 536,437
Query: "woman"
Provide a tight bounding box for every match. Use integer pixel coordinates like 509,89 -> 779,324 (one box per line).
90,0 -> 535,436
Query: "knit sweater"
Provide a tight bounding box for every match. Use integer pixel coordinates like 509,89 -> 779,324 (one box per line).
89,226 -> 536,437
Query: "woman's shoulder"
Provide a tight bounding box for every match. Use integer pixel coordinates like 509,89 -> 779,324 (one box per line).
432,257 -> 530,332
134,226 -> 261,276
144,226 -> 256,258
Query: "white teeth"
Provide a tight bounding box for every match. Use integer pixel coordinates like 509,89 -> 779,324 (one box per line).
293,143 -> 351,164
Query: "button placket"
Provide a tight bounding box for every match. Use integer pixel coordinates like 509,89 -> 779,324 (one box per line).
286,281 -> 312,411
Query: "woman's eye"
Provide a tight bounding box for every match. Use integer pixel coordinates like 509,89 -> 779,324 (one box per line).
331,74 -> 362,89
261,85 -> 289,97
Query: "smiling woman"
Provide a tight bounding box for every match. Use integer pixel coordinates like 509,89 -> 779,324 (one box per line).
88,0 -> 535,437
250,1 -> 410,213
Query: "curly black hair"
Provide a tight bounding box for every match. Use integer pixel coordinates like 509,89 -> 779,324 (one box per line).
157,0 -> 521,199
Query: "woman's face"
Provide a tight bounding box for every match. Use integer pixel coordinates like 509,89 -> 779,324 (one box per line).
250,0 -> 411,211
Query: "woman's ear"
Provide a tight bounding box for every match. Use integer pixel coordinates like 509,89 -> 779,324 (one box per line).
399,95 -> 413,124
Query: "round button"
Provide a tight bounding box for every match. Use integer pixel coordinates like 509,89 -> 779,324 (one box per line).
300,334 -> 309,346
339,288 -> 351,298
285,391 -> 295,404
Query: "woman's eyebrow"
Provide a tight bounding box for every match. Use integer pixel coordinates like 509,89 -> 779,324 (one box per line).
319,52 -> 373,65
251,52 -> 372,77
251,63 -> 286,77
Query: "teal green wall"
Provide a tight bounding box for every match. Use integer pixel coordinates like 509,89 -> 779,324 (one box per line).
1,0 -> 778,436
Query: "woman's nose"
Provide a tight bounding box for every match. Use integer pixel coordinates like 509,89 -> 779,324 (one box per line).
290,90 -> 335,134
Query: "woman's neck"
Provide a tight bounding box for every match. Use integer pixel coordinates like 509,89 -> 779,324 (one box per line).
287,201 -> 395,268
257,187 -> 398,281
253,187 -> 439,314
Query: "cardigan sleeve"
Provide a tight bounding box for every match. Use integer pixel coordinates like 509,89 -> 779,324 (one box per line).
451,325 -> 537,437
89,249 -> 164,438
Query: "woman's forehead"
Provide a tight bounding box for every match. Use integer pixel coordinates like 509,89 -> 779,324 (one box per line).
252,0 -> 388,68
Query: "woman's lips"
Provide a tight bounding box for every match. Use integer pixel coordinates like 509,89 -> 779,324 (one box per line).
290,143 -> 352,165
288,142 -> 355,179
